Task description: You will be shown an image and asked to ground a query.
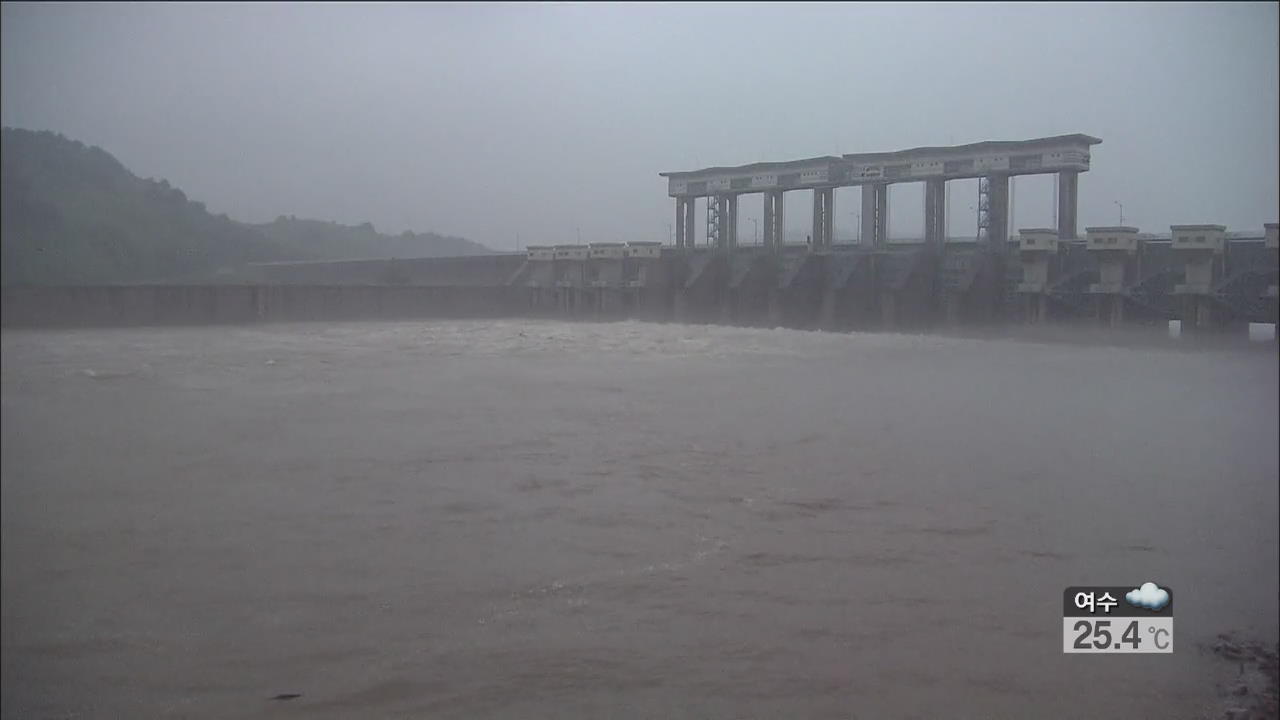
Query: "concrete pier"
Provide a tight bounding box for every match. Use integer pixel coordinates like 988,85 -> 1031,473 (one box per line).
924,179 -> 946,247
763,191 -> 784,250
862,184 -> 888,247
1085,226 -> 1142,327
1058,170 -> 1080,240
811,188 -> 833,250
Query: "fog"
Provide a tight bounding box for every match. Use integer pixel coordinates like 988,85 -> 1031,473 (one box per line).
3,4 -> 1279,719
2,2 -> 1278,249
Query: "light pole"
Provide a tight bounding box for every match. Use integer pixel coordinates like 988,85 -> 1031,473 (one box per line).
852,212 -> 861,243
1114,201 -> 1124,225
749,218 -> 759,245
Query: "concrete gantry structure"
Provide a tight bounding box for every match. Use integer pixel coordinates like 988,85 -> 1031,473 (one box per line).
209,135 -> 1275,339
1010,222 -> 1276,330
1171,224 -> 1228,330
1015,228 -> 1062,322
660,134 -> 1102,254
513,241 -> 671,319
1169,223 -> 1279,333
1086,226 -> 1143,325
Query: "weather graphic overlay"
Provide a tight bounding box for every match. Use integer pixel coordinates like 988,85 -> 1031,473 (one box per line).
1062,583 -> 1173,654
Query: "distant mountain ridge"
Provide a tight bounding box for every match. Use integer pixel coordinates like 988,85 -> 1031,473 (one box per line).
0,127 -> 490,285
253,215 -> 487,263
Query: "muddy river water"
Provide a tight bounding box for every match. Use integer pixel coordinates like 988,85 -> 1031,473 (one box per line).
3,320 -> 1277,719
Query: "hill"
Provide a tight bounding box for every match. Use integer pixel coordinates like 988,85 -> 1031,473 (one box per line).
0,128 -> 490,285
254,216 -> 488,262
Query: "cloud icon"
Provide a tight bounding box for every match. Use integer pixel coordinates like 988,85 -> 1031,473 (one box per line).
1125,582 -> 1170,611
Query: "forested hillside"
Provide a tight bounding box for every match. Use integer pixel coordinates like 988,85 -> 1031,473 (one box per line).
1,128 -> 489,285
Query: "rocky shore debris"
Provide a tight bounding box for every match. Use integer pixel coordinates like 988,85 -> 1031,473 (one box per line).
1210,632 -> 1278,720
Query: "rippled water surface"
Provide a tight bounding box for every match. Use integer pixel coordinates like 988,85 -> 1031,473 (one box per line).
3,320 -> 1277,719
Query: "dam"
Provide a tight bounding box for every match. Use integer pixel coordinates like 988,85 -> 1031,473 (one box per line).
2,135 -> 1276,335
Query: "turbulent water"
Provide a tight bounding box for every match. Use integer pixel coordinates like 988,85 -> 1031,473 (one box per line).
3,320 -> 1277,719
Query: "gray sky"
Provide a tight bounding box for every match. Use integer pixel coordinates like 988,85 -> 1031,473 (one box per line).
3,2 -> 1277,249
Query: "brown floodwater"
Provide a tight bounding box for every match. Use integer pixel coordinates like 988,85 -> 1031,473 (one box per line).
3,320 -> 1277,719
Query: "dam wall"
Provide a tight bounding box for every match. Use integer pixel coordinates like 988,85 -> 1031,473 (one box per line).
1,284 -> 524,328
3,231 -> 1275,334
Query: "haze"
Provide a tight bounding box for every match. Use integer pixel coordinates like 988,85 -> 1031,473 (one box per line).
4,4 -> 1280,718
3,2 -> 1277,249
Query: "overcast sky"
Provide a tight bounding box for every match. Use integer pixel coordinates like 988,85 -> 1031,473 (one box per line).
3,2 -> 1277,249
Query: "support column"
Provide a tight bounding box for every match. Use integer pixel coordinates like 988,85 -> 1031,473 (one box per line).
876,185 -> 888,245
775,191 -> 785,248
924,179 -> 946,247
812,189 -> 824,250
810,188 -> 834,250
862,184 -> 888,246
714,195 -> 733,250
1023,291 -> 1049,324
716,196 -> 727,249
1194,297 -> 1214,329
762,192 -> 775,249
763,191 -> 786,326
877,184 -> 888,243
675,198 -> 688,248
1057,170 -> 1079,240
986,174 -> 1009,250
823,188 -> 834,248
1105,296 -> 1125,327
685,196 -> 697,248
763,190 -> 787,250
861,185 -> 876,246
725,194 -> 739,250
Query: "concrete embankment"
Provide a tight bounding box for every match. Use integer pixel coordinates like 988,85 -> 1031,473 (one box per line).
1,285 -> 524,328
